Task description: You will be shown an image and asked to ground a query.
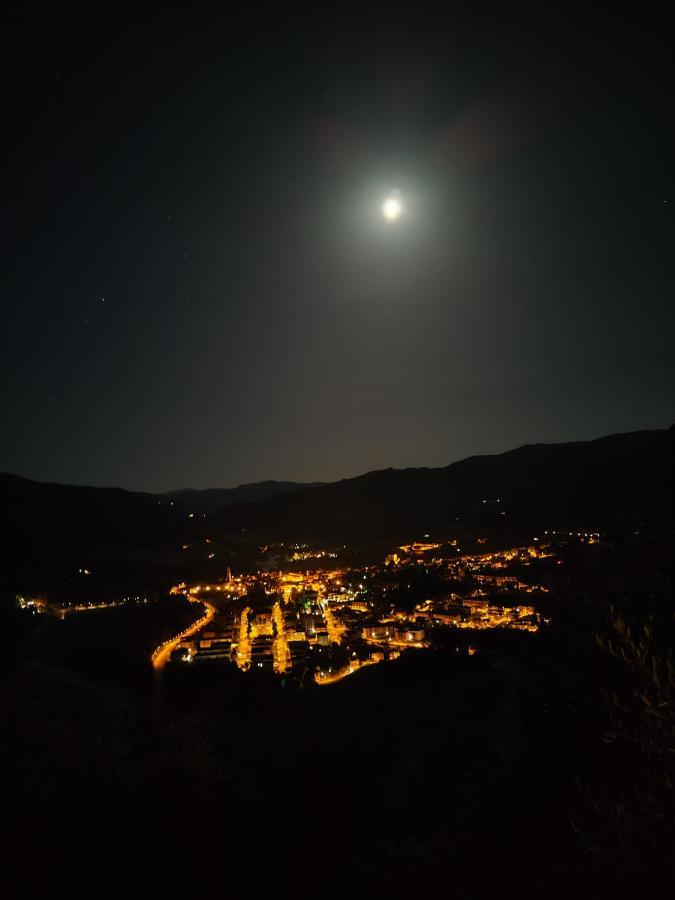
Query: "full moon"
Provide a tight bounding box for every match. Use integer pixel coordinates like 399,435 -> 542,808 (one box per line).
382,193 -> 402,221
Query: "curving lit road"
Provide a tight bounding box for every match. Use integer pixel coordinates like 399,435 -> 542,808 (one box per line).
151,599 -> 216,670
315,657 -> 377,686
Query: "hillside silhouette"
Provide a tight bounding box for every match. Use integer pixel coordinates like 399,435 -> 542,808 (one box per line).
2,425 -> 673,596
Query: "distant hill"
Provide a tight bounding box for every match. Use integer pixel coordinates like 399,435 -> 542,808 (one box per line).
0,474 -> 320,595
0,473 -> 183,595
211,426 -> 675,542
0,473 -> 172,549
164,480 -> 324,513
2,425 -> 674,593
0,474 -> 322,596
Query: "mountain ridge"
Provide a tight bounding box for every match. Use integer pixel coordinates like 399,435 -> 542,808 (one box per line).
2,424 -> 674,594
3,424 -> 672,498
208,425 -> 675,541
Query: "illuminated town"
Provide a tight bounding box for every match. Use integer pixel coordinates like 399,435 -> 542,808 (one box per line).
147,531 -> 600,683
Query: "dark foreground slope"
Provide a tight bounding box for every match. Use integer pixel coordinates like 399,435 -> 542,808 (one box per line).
3,539 -> 673,900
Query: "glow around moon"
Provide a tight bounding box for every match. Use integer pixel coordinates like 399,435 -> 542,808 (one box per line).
382,192 -> 402,221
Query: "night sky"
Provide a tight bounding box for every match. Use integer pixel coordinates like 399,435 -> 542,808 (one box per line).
3,7 -> 673,492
